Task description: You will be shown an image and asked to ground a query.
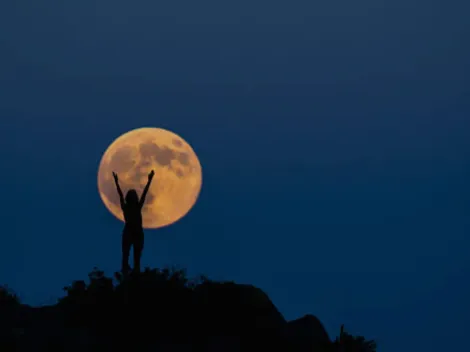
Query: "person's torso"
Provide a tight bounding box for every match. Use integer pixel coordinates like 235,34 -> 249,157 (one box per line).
123,205 -> 142,228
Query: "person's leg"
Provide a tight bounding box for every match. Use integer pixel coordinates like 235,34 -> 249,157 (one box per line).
133,231 -> 144,274
122,231 -> 132,274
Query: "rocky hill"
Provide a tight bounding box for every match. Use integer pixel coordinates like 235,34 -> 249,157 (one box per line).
0,267 -> 375,351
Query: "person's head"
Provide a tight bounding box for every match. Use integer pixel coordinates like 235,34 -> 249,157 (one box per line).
125,189 -> 139,206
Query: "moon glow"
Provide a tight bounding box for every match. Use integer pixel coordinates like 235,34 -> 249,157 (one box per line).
97,128 -> 202,229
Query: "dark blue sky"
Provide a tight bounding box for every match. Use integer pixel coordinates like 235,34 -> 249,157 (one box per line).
1,1 -> 469,351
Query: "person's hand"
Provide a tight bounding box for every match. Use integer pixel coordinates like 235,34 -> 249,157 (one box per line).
113,172 -> 118,182
148,170 -> 155,180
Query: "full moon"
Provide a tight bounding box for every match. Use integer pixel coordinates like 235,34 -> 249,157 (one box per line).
97,127 -> 202,229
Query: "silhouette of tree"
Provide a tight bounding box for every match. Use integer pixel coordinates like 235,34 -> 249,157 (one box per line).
332,324 -> 377,352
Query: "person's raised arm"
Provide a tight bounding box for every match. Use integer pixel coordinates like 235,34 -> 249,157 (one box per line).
139,170 -> 155,209
113,172 -> 125,209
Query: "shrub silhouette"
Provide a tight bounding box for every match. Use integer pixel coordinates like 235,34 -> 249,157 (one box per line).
0,285 -> 20,306
58,267 -> 223,350
332,324 -> 377,352
0,285 -> 21,351
1,268 -> 377,351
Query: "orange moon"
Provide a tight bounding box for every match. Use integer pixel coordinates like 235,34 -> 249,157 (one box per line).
97,128 -> 202,229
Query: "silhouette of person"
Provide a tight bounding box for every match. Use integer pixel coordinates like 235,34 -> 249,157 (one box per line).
113,170 -> 155,275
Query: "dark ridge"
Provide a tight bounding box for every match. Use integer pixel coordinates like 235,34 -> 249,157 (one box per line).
0,267 -> 376,351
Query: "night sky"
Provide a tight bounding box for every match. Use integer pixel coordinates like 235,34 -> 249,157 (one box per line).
1,2 -> 469,351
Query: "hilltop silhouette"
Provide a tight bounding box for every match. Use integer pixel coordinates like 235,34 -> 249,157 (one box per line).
1,267 -> 376,351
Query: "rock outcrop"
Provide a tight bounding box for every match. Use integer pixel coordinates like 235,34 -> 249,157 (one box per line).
1,268 -> 333,351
